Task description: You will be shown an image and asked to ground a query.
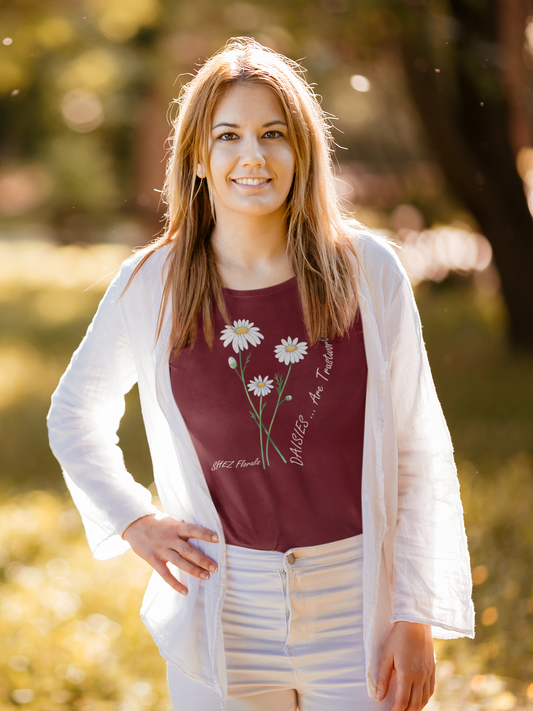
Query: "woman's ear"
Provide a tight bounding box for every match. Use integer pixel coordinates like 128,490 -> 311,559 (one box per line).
196,163 -> 206,179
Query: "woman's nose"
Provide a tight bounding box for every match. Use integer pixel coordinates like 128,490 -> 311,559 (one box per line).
239,138 -> 266,168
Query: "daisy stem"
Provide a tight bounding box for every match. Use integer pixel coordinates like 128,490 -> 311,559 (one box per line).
237,352 -> 261,419
235,352 -> 284,465
259,395 -> 265,469
265,363 -> 292,464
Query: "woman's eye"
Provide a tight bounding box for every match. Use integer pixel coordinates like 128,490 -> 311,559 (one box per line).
218,132 -> 238,141
263,130 -> 283,139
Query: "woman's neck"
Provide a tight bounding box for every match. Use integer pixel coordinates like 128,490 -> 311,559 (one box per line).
211,211 -> 294,290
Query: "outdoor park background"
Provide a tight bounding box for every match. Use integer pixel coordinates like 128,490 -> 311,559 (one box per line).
1,0 -> 533,709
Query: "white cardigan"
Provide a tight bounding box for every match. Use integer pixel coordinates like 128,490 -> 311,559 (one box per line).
47,232 -> 474,707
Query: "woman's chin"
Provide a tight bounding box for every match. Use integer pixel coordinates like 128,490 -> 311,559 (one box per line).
215,200 -> 288,221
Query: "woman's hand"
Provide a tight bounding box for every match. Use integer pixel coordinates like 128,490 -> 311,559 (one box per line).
376,621 -> 435,711
122,514 -> 219,596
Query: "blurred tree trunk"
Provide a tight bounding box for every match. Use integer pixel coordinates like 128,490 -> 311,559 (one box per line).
134,88 -> 169,240
397,0 -> 533,352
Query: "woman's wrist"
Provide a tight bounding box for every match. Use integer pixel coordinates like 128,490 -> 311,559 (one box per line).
121,514 -> 155,541
394,620 -> 431,631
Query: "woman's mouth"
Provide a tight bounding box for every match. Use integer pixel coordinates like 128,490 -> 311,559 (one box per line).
232,178 -> 272,186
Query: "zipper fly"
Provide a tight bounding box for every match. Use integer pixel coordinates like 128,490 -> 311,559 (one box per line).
280,569 -> 291,644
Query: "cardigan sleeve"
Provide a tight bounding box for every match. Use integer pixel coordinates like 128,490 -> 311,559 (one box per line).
386,268 -> 475,639
47,263 -> 159,560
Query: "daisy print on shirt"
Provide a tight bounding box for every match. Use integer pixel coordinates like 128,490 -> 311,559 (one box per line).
221,319 -> 308,469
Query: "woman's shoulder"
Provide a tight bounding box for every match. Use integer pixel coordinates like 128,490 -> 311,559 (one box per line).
345,224 -> 407,292
117,241 -> 173,292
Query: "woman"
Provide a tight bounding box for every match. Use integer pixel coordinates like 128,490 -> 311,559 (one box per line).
47,38 -> 474,711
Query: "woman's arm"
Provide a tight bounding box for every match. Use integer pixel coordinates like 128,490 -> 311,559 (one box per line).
374,263 -> 473,707
386,269 -> 474,637
47,263 -> 159,560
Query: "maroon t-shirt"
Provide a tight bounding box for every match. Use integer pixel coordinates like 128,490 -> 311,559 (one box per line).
169,277 -> 367,552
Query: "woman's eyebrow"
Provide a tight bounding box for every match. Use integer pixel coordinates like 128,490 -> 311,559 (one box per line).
211,120 -> 288,130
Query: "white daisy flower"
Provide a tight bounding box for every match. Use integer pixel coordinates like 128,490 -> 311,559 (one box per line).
247,376 -> 274,397
220,320 -> 264,353
274,337 -> 308,365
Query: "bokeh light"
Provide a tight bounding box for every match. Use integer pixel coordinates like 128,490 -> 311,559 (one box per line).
88,0 -> 160,42
57,48 -> 122,94
350,74 -> 371,92
0,166 -> 52,216
393,226 -> 493,285
34,16 -> 74,49
61,89 -> 104,133
0,56 -> 27,95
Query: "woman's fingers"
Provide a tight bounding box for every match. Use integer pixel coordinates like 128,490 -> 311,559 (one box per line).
394,673 -> 433,711
404,676 -> 423,711
172,534 -> 218,574
176,520 -> 219,543
152,559 -> 189,596
421,681 -> 431,710
429,665 -> 436,698
123,515 -> 220,592
169,550 -> 214,579
391,677 -> 412,711
170,520 -> 220,573
174,544 -> 218,574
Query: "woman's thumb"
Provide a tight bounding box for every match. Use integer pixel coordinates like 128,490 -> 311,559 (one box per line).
375,651 -> 393,702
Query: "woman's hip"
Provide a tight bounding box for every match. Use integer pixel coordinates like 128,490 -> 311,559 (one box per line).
221,534 -> 365,681
167,534 -> 385,709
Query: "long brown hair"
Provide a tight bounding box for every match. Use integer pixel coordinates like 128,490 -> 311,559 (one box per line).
126,37 -> 362,352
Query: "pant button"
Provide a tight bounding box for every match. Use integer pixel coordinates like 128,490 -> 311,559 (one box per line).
286,553 -> 296,565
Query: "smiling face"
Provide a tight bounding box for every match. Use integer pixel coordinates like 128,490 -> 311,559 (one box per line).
203,82 -> 296,222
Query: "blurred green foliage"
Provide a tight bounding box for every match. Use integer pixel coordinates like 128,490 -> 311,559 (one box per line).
1,245 -> 533,709
0,0 -> 470,237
